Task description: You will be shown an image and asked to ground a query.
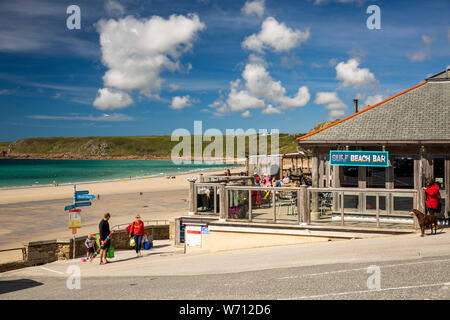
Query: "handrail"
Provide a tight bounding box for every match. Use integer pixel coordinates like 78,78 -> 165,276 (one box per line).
111,220 -> 170,230
225,185 -> 418,193
0,247 -> 23,253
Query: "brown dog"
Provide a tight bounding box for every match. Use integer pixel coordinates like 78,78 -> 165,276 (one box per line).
410,209 -> 438,236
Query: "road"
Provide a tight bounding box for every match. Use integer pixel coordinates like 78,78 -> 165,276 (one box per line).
2,229 -> 450,300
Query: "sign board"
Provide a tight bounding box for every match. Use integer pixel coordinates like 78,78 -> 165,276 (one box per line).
71,228 -> 77,235
68,209 -> 81,213
76,194 -> 96,201
74,201 -> 91,208
75,190 -> 89,195
185,225 -> 202,247
64,204 -> 76,211
68,211 -> 81,228
330,150 -> 389,167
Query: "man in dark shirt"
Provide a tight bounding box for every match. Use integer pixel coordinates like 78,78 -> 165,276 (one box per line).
99,213 -> 113,265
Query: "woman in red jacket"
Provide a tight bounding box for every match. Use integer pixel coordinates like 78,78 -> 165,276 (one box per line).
129,215 -> 146,257
423,178 -> 440,216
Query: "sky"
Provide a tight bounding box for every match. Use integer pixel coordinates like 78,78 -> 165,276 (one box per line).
0,0 -> 448,142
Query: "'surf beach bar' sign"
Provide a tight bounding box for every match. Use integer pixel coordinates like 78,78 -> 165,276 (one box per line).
330,150 -> 389,167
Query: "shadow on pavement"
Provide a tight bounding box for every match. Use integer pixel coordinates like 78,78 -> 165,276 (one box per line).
0,279 -> 43,295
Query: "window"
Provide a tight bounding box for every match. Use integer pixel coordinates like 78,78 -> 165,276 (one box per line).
340,166 -> 358,187
366,195 -> 386,211
434,158 -> 445,189
393,157 -> 414,189
366,167 -> 386,188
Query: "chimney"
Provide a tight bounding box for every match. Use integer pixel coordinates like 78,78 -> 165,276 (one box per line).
353,99 -> 358,114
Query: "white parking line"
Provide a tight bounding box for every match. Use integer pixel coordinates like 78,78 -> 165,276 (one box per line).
38,266 -> 64,275
276,258 -> 450,280
285,282 -> 450,300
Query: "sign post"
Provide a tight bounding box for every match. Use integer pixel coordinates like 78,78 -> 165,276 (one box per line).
64,184 -> 96,259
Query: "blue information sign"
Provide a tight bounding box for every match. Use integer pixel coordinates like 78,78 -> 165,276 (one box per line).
74,201 -> 92,208
330,150 -> 389,167
64,204 -> 76,211
75,194 -> 96,201
75,190 -> 89,195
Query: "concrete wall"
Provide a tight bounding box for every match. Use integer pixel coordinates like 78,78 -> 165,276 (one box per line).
0,224 -> 170,273
185,229 -> 333,254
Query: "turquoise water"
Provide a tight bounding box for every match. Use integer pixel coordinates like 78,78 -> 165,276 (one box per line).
0,159 -> 234,188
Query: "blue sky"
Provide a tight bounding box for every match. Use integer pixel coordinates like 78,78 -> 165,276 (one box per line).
0,0 -> 448,142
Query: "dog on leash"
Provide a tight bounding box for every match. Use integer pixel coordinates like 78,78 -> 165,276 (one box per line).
410,209 -> 438,237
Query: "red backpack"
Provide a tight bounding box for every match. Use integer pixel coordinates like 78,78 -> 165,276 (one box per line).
126,222 -> 134,236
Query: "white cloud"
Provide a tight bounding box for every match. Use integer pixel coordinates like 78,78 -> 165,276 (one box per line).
241,0 -> 265,19
210,62 -> 310,115
93,88 -> 133,110
105,0 -> 125,16
95,14 -> 205,107
27,113 -> 134,121
314,91 -> 347,120
242,63 -> 310,109
242,17 -> 310,53
227,80 -> 266,111
364,94 -> 385,106
241,110 -> 251,118
335,58 -> 377,88
261,104 -> 281,114
329,58 -> 338,66
168,83 -> 180,92
170,95 -> 196,109
407,34 -> 435,63
407,51 -> 427,62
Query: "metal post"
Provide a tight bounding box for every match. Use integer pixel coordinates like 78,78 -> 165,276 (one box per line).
72,235 -> 76,259
340,191 -> 345,226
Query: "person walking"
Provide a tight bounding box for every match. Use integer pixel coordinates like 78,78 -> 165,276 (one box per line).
129,215 -> 146,257
99,213 -> 113,265
423,178 -> 441,220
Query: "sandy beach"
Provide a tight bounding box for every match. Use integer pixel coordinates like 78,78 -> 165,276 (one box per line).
0,167 -> 244,259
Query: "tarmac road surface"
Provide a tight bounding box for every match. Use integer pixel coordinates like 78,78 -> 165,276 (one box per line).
1,229 -> 450,300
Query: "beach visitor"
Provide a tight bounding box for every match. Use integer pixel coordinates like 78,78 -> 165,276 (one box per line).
99,213 -> 113,265
85,233 -> 96,260
424,178 -> 441,221
129,214 -> 146,257
282,172 -> 290,185
264,175 -> 271,185
225,169 -> 231,176
272,177 -> 282,187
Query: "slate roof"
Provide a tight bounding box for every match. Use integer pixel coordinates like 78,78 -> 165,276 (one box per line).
298,73 -> 450,143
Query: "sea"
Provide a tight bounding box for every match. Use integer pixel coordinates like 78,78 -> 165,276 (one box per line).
0,159 -> 236,188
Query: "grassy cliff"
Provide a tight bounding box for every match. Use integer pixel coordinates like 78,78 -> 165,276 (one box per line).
2,133 -> 303,159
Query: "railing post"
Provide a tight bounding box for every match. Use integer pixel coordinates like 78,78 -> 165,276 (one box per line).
219,182 -> 227,222
248,189 -> 252,222
299,185 -> 310,224
376,193 -> 380,228
340,191 -> 345,226
188,178 -> 197,215
273,190 -> 276,223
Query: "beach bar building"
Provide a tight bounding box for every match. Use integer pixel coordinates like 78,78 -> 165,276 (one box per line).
297,69 -> 450,222
176,69 -> 449,253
